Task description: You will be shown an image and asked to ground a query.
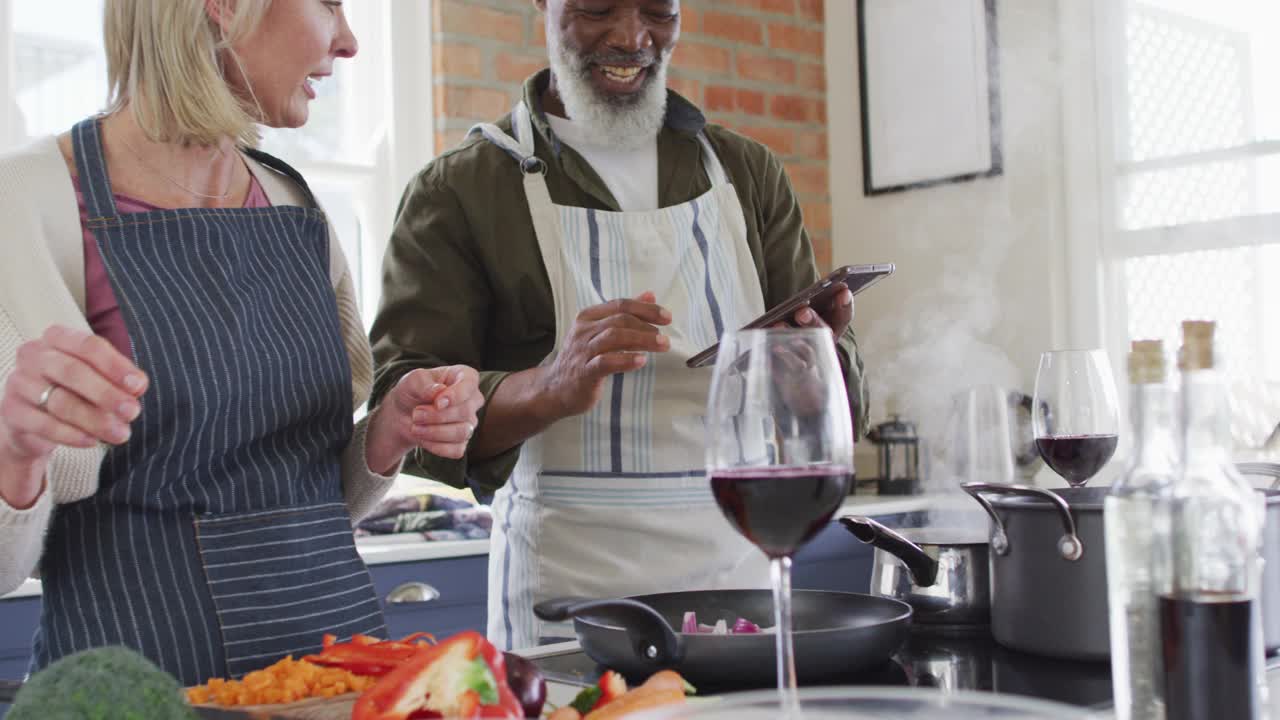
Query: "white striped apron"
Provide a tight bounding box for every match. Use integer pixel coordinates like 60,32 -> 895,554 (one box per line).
472,103 -> 771,650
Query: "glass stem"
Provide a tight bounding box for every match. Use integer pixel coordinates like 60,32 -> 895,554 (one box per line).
770,555 -> 799,705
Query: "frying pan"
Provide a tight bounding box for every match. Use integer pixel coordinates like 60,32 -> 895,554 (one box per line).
534,589 -> 912,688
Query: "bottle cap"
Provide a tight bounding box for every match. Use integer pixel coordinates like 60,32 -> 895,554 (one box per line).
1178,320 -> 1215,371
1127,339 -> 1165,384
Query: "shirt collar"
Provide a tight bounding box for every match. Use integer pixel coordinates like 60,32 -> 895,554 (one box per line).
520,68 -> 706,156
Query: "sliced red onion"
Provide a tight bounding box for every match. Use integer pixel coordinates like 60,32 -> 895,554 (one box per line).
732,617 -> 761,634
682,611 -> 698,634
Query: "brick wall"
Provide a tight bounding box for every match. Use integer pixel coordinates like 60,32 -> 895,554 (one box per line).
432,0 -> 832,268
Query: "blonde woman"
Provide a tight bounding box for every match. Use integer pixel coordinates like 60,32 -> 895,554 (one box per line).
0,0 -> 483,684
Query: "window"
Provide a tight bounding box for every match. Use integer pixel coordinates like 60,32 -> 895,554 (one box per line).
1085,0 -> 1280,454
0,0 -> 433,322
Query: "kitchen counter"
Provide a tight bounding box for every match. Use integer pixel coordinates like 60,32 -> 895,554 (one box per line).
0,492 -> 942,602
516,638 -> 1280,719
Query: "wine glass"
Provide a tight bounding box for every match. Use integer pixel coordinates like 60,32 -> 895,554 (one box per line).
705,328 -> 855,697
1032,349 -> 1121,487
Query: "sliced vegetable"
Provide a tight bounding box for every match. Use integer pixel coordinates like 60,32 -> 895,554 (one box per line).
680,611 -> 773,634
592,670 -> 628,710
681,611 -> 698,634
304,633 -> 435,677
350,631 -> 522,720
569,686 -> 602,715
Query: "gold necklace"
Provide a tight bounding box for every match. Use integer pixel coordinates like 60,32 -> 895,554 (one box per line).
118,134 -> 239,201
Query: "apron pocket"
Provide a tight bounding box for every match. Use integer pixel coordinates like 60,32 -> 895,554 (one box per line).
195,502 -> 387,677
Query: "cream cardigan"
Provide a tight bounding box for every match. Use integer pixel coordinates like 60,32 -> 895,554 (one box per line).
0,135 -> 401,595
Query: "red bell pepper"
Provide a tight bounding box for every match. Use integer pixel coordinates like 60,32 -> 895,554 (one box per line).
591,670 -> 628,711
351,631 -> 523,720
304,633 -> 435,677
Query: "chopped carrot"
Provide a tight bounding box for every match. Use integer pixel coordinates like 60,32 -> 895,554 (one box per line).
186,656 -> 376,707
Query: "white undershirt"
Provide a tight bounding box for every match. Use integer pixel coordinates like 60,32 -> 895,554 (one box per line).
546,114 -> 659,212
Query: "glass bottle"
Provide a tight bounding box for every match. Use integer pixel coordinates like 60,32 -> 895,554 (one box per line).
1161,321 -> 1267,720
1106,340 -> 1176,720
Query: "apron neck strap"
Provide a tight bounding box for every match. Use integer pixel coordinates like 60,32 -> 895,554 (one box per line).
467,101 -> 539,168
71,117 -> 119,219
696,133 -> 729,186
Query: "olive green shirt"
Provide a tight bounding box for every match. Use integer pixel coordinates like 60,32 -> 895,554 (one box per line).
370,70 -> 869,494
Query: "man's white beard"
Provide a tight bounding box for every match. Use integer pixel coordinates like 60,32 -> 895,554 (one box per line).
547,32 -> 670,150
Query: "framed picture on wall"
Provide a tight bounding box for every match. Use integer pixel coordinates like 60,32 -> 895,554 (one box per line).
857,0 -> 1003,196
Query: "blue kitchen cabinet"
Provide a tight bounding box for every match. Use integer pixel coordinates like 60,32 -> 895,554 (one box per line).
0,595 -> 39,716
367,554 -> 489,640
0,596 -> 38,682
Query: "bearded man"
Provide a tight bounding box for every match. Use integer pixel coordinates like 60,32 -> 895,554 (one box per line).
368,0 -> 870,650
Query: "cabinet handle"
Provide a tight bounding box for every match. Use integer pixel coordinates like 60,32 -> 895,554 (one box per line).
386,582 -> 441,605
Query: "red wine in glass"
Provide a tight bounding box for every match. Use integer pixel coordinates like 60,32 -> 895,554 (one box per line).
711,466 -> 853,558
1032,349 -> 1121,487
705,328 -> 855,697
1034,434 -> 1118,487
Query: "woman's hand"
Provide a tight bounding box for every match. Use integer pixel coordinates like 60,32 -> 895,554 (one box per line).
365,366 -> 485,475
0,325 -> 148,509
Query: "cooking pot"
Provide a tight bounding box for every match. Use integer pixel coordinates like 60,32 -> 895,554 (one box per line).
962,479 -> 1280,660
841,516 -> 990,625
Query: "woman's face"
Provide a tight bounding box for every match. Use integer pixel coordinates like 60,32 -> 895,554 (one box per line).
225,0 -> 358,128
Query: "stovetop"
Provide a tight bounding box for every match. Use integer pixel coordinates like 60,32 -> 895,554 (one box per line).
529,624 -> 1115,711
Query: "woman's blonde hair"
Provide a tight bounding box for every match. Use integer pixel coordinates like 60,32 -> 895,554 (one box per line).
104,0 -> 271,146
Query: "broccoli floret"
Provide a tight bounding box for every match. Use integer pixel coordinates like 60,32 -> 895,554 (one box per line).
8,645 -> 197,720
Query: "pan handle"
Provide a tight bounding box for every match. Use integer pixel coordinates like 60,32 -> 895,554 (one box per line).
839,516 -> 938,587
961,482 -> 1084,562
533,597 -> 684,667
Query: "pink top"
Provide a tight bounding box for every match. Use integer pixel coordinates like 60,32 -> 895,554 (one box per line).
73,175 -> 272,357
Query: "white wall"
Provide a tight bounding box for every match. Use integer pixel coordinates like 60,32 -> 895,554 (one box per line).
825,0 -> 1072,482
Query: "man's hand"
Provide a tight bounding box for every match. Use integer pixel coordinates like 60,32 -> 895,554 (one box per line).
538,291 -> 672,419
792,284 -> 854,343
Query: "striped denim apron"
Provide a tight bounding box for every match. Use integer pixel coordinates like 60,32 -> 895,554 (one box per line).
472,103 -> 772,650
29,118 -> 387,685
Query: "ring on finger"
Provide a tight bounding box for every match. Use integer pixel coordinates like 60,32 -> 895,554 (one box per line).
36,383 -> 57,412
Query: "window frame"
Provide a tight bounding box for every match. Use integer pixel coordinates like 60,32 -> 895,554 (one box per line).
1060,0 -> 1280,394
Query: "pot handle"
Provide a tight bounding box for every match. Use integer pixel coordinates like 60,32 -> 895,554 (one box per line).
533,596 -> 684,666
960,482 -> 1084,562
839,516 -> 939,586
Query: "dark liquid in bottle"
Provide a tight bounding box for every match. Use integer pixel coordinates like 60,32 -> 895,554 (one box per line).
1160,593 -> 1258,720
710,467 -> 852,558
1034,434 -> 1118,486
